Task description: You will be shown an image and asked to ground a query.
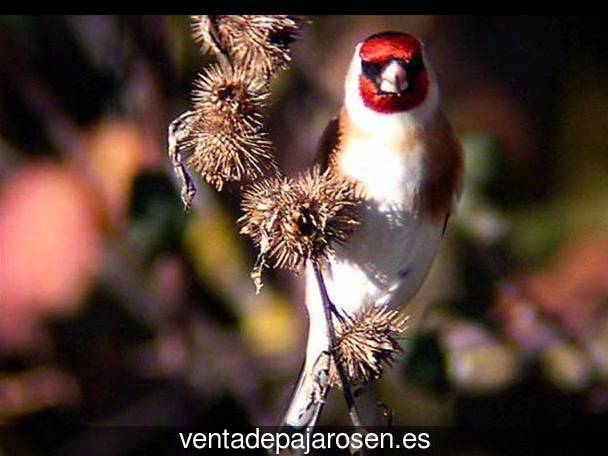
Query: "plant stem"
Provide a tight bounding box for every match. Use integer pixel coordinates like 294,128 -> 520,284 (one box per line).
313,264 -> 367,435
207,16 -> 233,71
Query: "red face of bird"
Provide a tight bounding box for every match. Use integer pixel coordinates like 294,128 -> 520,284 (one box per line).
353,31 -> 432,115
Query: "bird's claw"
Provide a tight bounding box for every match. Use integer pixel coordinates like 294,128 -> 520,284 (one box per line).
181,182 -> 197,212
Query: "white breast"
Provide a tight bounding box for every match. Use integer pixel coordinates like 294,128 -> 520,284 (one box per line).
324,209 -> 442,315
307,131 -> 443,317
340,133 -> 423,209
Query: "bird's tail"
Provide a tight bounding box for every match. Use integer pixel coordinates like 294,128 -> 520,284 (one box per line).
281,265 -> 331,430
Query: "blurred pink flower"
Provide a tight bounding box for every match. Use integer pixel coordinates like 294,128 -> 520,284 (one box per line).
494,236 -> 608,355
0,163 -> 103,352
494,289 -> 560,354
524,236 -> 608,335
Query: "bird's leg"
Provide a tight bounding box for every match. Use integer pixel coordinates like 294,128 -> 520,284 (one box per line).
303,350 -> 332,417
168,111 -> 197,211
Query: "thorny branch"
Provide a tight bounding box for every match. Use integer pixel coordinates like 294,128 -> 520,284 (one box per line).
313,264 -> 368,445
205,15 -> 233,71
169,15 -> 374,438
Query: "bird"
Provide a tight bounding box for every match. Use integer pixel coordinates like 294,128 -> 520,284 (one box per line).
281,31 -> 464,430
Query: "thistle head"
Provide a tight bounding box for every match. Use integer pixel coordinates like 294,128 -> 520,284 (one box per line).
185,64 -> 277,190
239,167 -> 363,290
329,306 -> 409,387
191,15 -> 302,80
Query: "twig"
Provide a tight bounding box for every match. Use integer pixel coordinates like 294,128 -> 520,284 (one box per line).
167,110 -> 198,211
207,15 -> 233,71
313,263 -> 367,453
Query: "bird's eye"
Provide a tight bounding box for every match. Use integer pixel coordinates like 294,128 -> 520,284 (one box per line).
406,55 -> 423,79
361,61 -> 383,81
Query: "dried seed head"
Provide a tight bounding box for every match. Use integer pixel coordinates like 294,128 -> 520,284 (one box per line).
190,15 -> 220,55
185,64 -> 277,190
191,15 -> 221,57
191,15 -> 302,79
192,63 -> 268,131
239,167 -> 362,290
329,306 -> 409,388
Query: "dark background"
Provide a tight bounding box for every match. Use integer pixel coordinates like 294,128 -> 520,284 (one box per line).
0,15 -> 607,455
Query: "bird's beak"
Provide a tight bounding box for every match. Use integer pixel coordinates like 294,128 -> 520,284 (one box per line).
379,60 -> 408,94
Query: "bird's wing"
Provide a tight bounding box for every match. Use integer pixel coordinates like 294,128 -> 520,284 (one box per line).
421,110 -> 465,231
313,112 -> 344,172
